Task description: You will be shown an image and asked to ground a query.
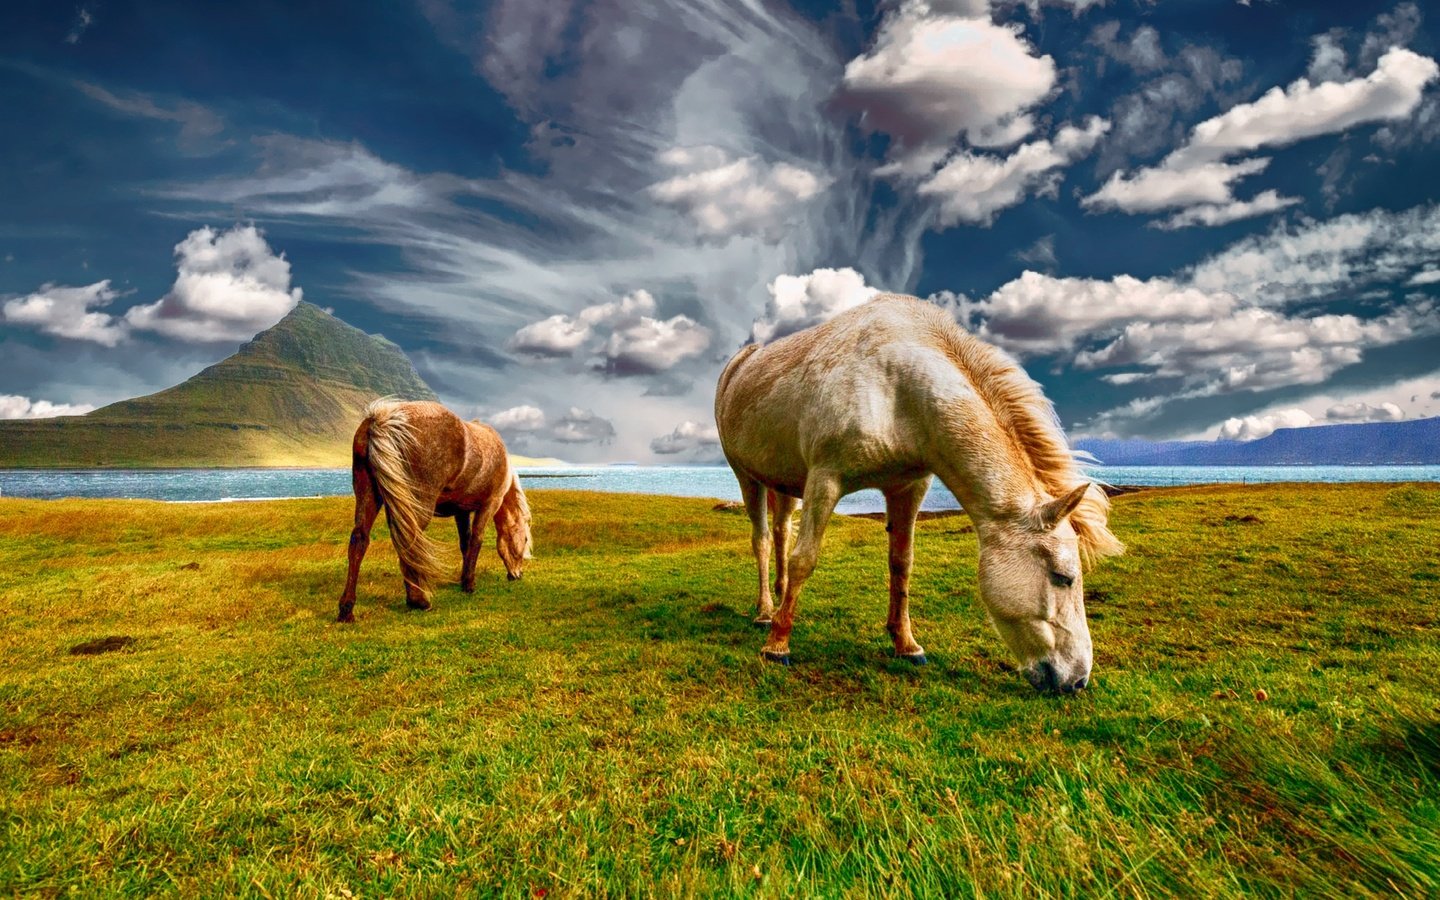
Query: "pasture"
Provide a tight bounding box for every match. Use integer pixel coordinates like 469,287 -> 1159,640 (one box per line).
0,484 -> 1437,896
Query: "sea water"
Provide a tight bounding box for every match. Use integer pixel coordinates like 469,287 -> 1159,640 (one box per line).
1,464 -> 1437,515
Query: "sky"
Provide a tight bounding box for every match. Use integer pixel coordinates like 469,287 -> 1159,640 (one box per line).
3,0 -> 1440,462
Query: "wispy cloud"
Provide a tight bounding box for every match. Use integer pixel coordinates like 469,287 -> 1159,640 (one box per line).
165,0 -> 931,459
64,6 -> 94,45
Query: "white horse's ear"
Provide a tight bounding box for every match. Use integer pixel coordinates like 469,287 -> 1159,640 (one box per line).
1038,484 -> 1091,531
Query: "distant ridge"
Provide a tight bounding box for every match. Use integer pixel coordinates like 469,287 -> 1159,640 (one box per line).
1076,416 -> 1440,466
0,302 -> 437,467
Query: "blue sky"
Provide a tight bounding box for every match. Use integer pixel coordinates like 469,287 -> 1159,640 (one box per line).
3,0 -> 1440,460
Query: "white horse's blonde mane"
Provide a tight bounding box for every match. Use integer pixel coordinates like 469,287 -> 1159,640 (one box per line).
912,301 -> 1124,566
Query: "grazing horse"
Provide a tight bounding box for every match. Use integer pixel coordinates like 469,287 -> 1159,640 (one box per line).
337,399 -> 532,623
715,294 -> 1123,693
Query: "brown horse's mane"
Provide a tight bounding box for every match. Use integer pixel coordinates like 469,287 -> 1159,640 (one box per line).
906,298 -> 1124,566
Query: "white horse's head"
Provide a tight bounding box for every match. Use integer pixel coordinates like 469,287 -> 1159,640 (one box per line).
977,484 -> 1094,694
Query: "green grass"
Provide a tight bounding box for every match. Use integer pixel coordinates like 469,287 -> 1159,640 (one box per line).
0,484 -> 1437,897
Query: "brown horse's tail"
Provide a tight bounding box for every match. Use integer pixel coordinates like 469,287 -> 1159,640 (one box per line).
362,399 -> 446,596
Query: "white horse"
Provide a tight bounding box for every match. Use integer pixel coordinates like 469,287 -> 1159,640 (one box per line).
714,294 -> 1123,693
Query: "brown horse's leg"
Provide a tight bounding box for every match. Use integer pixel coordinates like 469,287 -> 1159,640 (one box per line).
338,461 -> 380,623
462,490 -> 501,591
455,511 -> 474,591
738,476 -> 773,625
770,492 -> 799,609
762,471 -> 842,664
884,478 -> 931,664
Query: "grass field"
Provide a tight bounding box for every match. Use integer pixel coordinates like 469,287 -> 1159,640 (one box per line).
1,484 -> 1437,897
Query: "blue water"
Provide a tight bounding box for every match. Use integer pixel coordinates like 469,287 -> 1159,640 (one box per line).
1,465 -> 1437,515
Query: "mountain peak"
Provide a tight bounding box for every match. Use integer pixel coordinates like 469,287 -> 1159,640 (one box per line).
226,301 -> 436,400
0,301 -> 439,467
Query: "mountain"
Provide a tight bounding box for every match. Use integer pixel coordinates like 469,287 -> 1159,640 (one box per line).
0,302 -> 437,467
1076,416 -> 1440,466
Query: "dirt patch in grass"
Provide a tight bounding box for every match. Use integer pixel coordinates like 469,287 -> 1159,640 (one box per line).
67,635 -> 136,655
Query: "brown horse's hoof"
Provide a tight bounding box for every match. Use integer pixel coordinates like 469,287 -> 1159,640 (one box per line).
897,651 -> 928,666
761,650 -> 792,666
406,597 -> 432,611
752,615 -> 774,628
337,605 -> 355,623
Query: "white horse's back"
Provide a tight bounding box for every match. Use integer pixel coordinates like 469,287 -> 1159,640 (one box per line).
715,295 -> 971,496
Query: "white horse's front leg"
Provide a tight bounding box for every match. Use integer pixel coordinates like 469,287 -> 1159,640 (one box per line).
762,471 -> 842,664
737,476 -> 773,624
885,478 -> 931,664
769,491 -> 799,613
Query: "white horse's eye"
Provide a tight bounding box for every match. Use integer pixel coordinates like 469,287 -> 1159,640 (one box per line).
1050,571 -> 1075,589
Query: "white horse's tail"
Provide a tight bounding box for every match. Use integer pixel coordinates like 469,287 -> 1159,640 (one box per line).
363,399 -> 445,597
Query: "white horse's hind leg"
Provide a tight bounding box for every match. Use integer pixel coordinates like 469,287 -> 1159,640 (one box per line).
884,478 -> 931,664
769,491 -> 799,612
737,476 -> 774,624
761,471 -> 842,664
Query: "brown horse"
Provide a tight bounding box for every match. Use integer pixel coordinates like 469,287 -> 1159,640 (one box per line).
337,399 -> 532,623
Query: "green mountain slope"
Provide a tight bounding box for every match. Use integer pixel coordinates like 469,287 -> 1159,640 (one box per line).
0,302 -> 437,467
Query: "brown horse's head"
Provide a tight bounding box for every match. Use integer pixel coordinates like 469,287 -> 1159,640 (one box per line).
495,474 -> 533,580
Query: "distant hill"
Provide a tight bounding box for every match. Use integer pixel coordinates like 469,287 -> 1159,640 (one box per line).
0,302 -> 437,467
1076,416 -> 1440,466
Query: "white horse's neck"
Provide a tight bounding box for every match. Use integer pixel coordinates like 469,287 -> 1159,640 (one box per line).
927,395 -> 1042,527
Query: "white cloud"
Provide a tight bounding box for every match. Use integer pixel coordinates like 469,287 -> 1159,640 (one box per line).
1191,369 -> 1440,440
1085,47 -> 1440,225
1029,0 -> 1106,12
1409,268 -> 1440,285
647,147 -> 828,240
1308,33 -> 1349,84
1325,400 -> 1404,422
123,225 -> 302,342
954,270 -> 1239,357
840,1 -> 1056,165
509,315 -> 592,357
599,315 -> 711,375
1218,408 -> 1314,441
510,289 -> 709,374
918,118 -> 1109,227
1168,48 -> 1438,170
578,289 -> 656,326
65,6 -> 94,44
751,267 -> 880,344
1086,158 -> 1273,214
1013,234 -> 1057,268
1073,303 -> 1438,394
1187,203 -> 1440,305
650,420 -> 721,455
950,204 -> 1440,433
490,405 -> 547,431
3,280 -> 127,346
550,407 -> 616,444
1155,189 -> 1302,230
183,139 -> 432,218
74,81 -> 224,151
0,394 -> 96,419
